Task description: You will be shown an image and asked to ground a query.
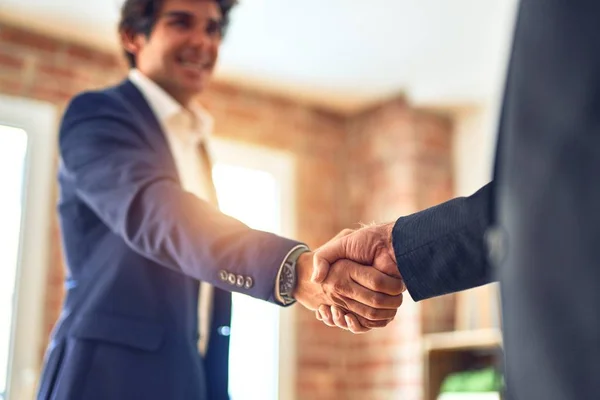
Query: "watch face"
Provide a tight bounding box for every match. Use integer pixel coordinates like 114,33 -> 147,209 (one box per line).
280,263 -> 296,296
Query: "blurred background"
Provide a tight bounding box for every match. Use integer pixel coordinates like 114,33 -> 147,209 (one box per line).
0,0 -> 519,399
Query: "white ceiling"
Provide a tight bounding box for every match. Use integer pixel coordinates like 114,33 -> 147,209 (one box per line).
0,0 -> 518,113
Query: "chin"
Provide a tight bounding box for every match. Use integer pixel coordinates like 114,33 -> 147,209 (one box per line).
186,79 -> 208,95
184,73 -> 211,92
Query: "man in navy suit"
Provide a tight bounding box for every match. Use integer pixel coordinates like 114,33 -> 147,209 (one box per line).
314,1 -> 600,398
36,0 -> 406,399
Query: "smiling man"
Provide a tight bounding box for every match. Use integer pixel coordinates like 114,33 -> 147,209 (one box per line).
35,1 -> 406,399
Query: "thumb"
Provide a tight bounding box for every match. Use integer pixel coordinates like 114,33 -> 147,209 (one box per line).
373,251 -> 402,278
311,237 -> 348,283
311,255 -> 332,283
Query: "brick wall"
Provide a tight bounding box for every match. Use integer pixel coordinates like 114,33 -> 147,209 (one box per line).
339,100 -> 454,400
0,20 -> 455,400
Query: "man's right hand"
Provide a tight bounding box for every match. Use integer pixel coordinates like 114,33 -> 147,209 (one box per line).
312,223 -> 399,283
293,252 -> 405,329
310,224 -> 405,333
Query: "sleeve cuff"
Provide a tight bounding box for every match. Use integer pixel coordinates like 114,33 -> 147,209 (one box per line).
274,244 -> 310,305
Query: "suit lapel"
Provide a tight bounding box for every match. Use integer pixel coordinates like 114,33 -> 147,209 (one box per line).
116,79 -> 180,178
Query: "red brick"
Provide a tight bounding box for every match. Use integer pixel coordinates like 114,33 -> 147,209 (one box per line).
0,26 -> 61,53
29,85 -> 73,103
0,50 -> 25,70
64,45 -> 122,69
0,76 -> 23,95
36,64 -> 79,81
64,45 -> 97,62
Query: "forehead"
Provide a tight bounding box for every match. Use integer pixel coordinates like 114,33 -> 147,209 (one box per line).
160,0 -> 222,19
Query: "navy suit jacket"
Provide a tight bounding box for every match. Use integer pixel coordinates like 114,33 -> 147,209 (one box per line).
37,80 -> 300,400
393,1 -> 600,398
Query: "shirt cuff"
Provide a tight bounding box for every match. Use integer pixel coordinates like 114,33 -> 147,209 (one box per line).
274,244 -> 310,305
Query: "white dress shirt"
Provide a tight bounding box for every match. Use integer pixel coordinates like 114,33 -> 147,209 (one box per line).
129,69 -> 216,356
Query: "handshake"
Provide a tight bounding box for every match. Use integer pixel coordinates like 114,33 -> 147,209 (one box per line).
293,223 -> 406,334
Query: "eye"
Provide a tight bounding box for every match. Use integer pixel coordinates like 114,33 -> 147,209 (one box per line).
170,17 -> 192,29
205,19 -> 224,37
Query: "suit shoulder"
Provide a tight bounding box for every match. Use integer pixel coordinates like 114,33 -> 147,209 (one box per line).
64,87 -> 127,121
59,84 -> 142,147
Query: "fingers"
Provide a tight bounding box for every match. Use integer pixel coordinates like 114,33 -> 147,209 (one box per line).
317,305 -> 336,327
316,305 -> 384,334
340,295 -> 399,324
349,263 -> 406,296
331,305 -> 349,329
317,305 -> 348,329
326,266 -> 404,310
345,314 -> 371,334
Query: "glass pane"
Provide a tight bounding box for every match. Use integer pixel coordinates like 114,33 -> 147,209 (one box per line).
212,163 -> 281,400
0,125 -> 28,398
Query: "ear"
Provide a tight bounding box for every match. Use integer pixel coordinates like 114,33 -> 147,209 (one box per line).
120,28 -> 146,58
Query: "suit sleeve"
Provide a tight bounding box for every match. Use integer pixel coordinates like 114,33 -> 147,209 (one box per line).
392,183 -> 494,301
59,92 -> 300,304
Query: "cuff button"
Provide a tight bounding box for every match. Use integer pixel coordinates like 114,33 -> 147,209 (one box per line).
227,273 -> 236,285
219,270 -> 228,282
236,275 -> 244,287
244,277 -> 254,289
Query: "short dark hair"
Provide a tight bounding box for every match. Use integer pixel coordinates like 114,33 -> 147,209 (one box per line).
118,0 -> 237,68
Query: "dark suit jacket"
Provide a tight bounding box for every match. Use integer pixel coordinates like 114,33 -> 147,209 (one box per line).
393,1 -> 600,399
36,80 -> 300,400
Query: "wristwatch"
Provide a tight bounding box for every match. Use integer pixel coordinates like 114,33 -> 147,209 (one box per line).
278,246 -> 310,306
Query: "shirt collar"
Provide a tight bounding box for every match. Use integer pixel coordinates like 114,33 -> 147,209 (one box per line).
128,69 -> 213,140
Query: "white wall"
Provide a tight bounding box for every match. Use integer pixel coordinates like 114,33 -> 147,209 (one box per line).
452,105 -> 496,196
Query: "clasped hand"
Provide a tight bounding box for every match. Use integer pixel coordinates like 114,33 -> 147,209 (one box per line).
294,224 -> 405,334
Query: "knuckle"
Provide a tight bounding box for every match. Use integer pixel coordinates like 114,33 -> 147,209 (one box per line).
365,308 -> 379,321
332,282 -> 345,293
334,282 -> 351,296
397,293 -> 404,307
360,315 -> 386,328
362,320 -> 376,328
332,312 -> 343,324
390,293 -> 403,308
370,293 -> 386,307
372,320 -> 387,328
392,280 -> 406,295
373,275 -> 386,290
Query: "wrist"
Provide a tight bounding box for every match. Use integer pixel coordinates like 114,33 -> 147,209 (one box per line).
277,246 -> 309,306
382,222 -> 397,263
292,252 -> 317,302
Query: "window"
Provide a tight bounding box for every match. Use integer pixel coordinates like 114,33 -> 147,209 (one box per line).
0,127 -> 28,399
210,139 -> 297,400
0,95 -> 56,400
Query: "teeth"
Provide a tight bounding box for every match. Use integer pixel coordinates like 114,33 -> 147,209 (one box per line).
181,62 -> 204,70
181,61 -> 210,70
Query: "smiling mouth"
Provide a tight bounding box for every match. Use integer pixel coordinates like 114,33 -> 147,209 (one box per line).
178,57 -> 213,72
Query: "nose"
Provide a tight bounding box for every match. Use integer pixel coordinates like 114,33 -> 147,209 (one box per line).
189,27 -> 213,50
